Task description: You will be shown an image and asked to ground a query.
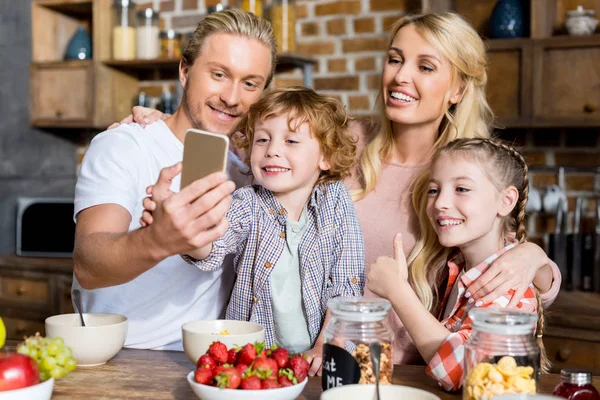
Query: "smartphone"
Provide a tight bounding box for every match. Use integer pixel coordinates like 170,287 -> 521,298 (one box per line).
180,129 -> 229,189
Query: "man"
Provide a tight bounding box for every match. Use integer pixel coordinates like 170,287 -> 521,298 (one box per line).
73,9 -> 276,350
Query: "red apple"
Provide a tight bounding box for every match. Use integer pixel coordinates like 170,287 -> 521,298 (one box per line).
0,353 -> 40,391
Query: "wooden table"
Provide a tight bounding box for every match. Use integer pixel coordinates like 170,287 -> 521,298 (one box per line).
41,346 -> 597,399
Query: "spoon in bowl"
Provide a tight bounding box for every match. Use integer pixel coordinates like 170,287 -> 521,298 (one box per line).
73,289 -> 86,327
369,341 -> 382,400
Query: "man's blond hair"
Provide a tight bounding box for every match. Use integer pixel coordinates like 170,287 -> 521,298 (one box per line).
182,9 -> 277,88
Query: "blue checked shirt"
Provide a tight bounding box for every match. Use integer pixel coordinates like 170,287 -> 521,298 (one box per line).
183,180 -> 365,347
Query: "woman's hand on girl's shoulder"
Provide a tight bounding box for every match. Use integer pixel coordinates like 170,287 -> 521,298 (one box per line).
466,242 -> 550,307
367,233 -> 409,299
107,106 -> 169,130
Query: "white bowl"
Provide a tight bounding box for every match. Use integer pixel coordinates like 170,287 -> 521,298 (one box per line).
182,320 -> 265,365
45,313 -> 128,367
320,384 -> 441,400
187,371 -> 307,400
0,378 -> 54,400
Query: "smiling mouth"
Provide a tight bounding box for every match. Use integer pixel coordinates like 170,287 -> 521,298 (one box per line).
438,219 -> 464,227
263,167 -> 290,173
208,105 -> 238,118
390,91 -> 417,102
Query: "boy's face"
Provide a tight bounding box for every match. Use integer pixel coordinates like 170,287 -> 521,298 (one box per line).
250,114 -> 329,203
180,33 -> 272,135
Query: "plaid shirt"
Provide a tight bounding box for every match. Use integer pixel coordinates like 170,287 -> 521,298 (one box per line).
184,181 -> 365,347
426,242 -> 538,391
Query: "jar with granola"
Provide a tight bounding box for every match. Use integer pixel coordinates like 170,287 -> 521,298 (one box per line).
464,308 -> 540,400
322,298 -> 394,391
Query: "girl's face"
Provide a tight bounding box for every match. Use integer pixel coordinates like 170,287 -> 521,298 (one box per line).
425,154 -> 510,254
381,25 -> 463,129
250,114 -> 329,201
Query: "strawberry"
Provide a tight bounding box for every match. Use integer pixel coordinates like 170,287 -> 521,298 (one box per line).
237,343 -> 258,366
207,341 -> 228,364
288,355 -> 309,382
194,367 -> 214,385
252,356 -> 279,379
240,375 -> 262,390
261,379 -> 280,389
197,354 -> 216,370
235,363 -> 249,375
215,367 -> 242,389
278,375 -> 294,387
227,348 -> 238,365
271,348 -> 289,369
213,365 -> 225,377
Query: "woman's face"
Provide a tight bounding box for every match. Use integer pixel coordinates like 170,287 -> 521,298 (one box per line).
381,25 -> 462,129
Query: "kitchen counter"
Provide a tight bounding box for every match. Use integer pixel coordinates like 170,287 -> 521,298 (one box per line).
15,344 -> 592,399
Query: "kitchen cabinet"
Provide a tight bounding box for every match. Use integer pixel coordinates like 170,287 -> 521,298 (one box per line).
0,256 -> 73,340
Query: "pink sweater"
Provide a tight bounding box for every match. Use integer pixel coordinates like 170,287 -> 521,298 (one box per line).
347,120 -> 561,365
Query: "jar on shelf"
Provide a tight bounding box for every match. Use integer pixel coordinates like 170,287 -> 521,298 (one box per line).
160,29 -> 182,59
112,0 -> 137,60
236,0 -> 263,17
322,298 -> 394,391
136,8 -> 160,59
267,0 -> 296,53
464,308 -> 540,400
553,369 -> 600,400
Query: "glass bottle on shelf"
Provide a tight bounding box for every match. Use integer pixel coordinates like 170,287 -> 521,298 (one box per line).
463,308 -> 540,400
112,0 -> 137,60
160,30 -> 182,59
553,369 -> 600,400
236,0 -> 263,17
267,0 -> 296,53
136,8 -> 160,59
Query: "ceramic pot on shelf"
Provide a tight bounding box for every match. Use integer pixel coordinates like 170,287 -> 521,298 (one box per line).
565,6 -> 598,36
488,0 -> 525,38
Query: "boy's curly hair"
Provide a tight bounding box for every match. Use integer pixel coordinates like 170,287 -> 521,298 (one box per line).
231,86 -> 357,185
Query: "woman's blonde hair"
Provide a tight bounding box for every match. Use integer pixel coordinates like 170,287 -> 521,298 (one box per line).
352,12 -> 494,201
408,138 -> 550,372
182,9 -> 277,88
232,86 -> 356,185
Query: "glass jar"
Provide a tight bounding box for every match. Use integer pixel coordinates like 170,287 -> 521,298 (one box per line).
464,309 -> 540,400
553,369 -> 600,400
322,298 -> 394,391
112,0 -> 137,60
236,0 -> 263,17
160,30 -> 182,59
267,0 -> 296,53
136,8 -> 160,59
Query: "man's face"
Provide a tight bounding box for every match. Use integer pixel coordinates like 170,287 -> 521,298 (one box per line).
181,33 -> 272,135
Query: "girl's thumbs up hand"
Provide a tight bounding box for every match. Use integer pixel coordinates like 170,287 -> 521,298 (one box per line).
367,233 -> 409,299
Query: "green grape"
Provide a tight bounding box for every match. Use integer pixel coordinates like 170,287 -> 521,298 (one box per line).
17,344 -> 29,356
49,366 -> 66,379
51,337 -> 64,347
39,371 -> 49,382
42,356 -> 57,370
29,348 -> 39,359
47,342 -> 59,356
63,347 -> 72,358
39,347 -> 49,360
64,358 -> 77,372
55,352 -> 67,366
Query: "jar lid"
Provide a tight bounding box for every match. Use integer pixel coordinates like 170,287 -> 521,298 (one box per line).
137,8 -> 159,20
469,308 -> 537,335
567,5 -> 595,17
114,0 -> 136,8
329,297 -> 391,321
160,29 -> 182,39
561,369 -> 592,385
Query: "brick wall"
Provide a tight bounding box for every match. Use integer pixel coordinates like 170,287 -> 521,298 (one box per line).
127,0 -> 600,244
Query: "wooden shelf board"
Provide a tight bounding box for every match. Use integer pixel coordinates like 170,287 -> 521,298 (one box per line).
34,0 -> 93,19
31,60 -> 93,68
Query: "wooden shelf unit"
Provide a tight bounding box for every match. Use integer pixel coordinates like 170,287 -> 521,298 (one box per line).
29,0 -> 316,129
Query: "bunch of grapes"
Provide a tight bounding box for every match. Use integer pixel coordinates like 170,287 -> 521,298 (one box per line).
16,333 -> 77,381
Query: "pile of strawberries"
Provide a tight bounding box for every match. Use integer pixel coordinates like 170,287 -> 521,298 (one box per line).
194,341 -> 310,390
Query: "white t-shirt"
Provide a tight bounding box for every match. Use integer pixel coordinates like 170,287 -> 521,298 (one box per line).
73,121 -> 248,350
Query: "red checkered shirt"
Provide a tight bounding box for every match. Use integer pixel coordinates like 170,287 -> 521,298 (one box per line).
425,242 -> 538,391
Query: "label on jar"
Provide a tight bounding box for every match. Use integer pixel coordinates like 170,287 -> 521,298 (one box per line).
322,343 -> 361,390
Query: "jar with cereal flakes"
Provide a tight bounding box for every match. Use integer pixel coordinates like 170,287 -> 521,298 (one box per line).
322,298 -> 394,391
464,308 -> 540,400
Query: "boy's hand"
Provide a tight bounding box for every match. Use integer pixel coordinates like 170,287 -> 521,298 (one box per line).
107,106 -> 169,129
302,344 -> 324,377
368,233 -> 408,299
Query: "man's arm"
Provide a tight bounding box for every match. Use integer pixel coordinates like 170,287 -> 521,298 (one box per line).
74,166 -> 235,290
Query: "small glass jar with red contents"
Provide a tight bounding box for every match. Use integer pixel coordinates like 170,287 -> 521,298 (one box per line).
553,369 -> 600,400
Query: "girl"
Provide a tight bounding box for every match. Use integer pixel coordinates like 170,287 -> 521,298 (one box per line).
144,86 -> 364,374
367,138 -> 549,391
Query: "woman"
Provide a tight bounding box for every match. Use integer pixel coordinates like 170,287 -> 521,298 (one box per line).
113,12 -> 560,366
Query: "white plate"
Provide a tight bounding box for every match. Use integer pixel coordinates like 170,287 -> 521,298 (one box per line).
0,378 -> 54,400
187,371 -> 308,400
320,384 -> 441,400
